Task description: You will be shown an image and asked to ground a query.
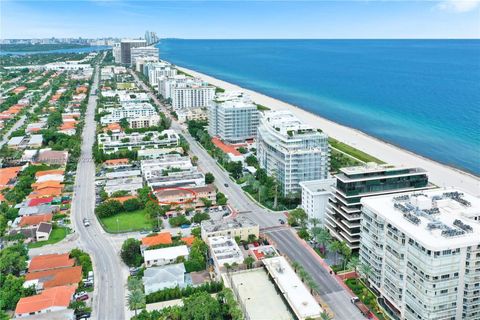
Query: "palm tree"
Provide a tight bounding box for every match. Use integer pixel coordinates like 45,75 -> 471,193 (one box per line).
307,279 -> 319,295
244,256 -> 255,269
291,261 -> 301,272
127,277 -> 143,292
231,262 -> 239,272
359,263 -> 373,285
347,256 -> 360,273
299,269 -> 309,282
328,240 -> 343,266
340,241 -> 352,271
320,311 -> 332,320
309,218 -> 321,229
315,228 -> 332,253
224,263 -> 232,274
128,289 -> 145,317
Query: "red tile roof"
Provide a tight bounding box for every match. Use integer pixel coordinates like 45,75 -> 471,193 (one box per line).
28,197 -> 54,207
19,213 -> 53,227
211,137 -> 242,156
104,158 -> 129,166
0,166 -> 22,190
141,232 -> 173,247
15,285 -> 75,315
25,266 -> 82,289
35,170 -> 64,178
181,236 -> 195,246
29,253 -> 75,272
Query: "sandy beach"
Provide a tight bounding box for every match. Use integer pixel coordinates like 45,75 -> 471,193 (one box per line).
176,66 -> 480,196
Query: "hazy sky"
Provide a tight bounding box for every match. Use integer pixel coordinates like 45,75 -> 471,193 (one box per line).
2,0 -> 480,39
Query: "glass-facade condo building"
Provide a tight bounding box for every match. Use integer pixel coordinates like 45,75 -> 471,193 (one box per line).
325,164 -> 430,250
256,110 -> 329,196
208,92 -> 259,143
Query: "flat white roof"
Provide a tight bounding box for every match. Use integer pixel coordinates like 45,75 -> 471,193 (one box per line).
208,236 -> 243,266
300,178 -> 336,194
362,188 -> 480,250
230,269 -> 292,320
144,245 -> 189,262
263,256 -> 322,320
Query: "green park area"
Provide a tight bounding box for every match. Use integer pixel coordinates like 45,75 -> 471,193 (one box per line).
28,226 -> 68,249
329,137 -> 385,164
99,209 -> 153,233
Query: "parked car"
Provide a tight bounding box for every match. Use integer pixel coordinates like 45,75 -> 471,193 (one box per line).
224,183 -> 229,187
129,267 -> 141,276
74,291 -> 87,299
180,224 -> 191,229
76,311 -> 91,320
83,218 -> 90,227
279,219 -> 285,225
76,294 -> 89,302
350,297 -> 372,318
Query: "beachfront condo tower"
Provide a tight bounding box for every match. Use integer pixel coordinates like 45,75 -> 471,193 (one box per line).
130,46 -> 159,67
120,39 -> 147,64
325,163 -> 430,250
208,92 -> 259,143
256,110 -> 329,196
360,189 -> 480,320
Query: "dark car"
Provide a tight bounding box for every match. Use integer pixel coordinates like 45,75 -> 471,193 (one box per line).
76,312 -> 91,320
224,183 -> 229,187
279,219 -> 285,225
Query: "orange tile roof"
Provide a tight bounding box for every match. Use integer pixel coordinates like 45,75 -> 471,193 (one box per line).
19,214 -> 53,227
104,158 -> 129,166
26,266 -> 82,289
15,285 -> 75,315
76,86 -> 88,94
35,169 -> 65,178
29,253 -> 75,272
32,181 -> 64,191
0,166 -> 22,189
13,86 -> 27,94
181,236 -> 195,246
59,122 -> 76,130
28,188 -> 63,199
141,232 -> 173,247
211,137 -> 242,156
111,195 -> 136,203
106,122 -> 122,131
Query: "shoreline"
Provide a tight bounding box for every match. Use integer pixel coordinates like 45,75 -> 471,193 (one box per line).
175,65 -> 480,197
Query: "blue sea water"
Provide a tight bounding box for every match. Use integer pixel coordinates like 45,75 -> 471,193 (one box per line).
0,46 -> 111,55
157,39 -> 480,175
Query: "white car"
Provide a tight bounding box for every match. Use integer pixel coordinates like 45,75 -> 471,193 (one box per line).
74,291 -> 87,299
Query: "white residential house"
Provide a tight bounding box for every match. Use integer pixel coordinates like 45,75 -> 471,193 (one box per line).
144,245 -> 189,268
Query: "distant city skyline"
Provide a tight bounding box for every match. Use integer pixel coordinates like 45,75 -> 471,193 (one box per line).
2,0 -> 480,39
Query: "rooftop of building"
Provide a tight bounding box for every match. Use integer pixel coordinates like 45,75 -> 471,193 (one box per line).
362,188 -> 480,249
201,216 -> 258,233
260,110 -> 323,139
15,285 -> 76,315
207,236 -> 243,265
144,245 -> 189,262
141,232 -> 173,247
263,256 -> 323,319
154,184 -> 216,198
211,137 -> 242,156
19,213 -> 53,227
299,178 -> 336,194
28,253 -> 75,272
25,265 -> 82,289
338,163 -> 427,181
230,269 -> 293,320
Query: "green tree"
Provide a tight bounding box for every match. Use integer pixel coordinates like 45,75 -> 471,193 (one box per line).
128,289 -> 145,317
0,274 -> 31,311
314,227 -> 332,253
121,238 -> 142,267
0,243 -> 28,276
347,256 -> 360,272
128,277 -> 144,292
287,208 -> 308,227
359,263 -> 373,284
119,118 -> 129,129
320,311 -> 333,320
216,192 -> 228,206
244,256 -> 255,269
123,198 -> 143,212
328,240 -> 343,266
182,292 -> 222,320
205,172 -> 215,184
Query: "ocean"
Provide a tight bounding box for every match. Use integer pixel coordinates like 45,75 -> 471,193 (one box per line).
157,39 -> 480,175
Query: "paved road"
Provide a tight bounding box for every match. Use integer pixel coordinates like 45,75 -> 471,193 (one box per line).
0,89 -> 51,148
130,70 -> 282,228
266,228 -> 365,320
130,70 -> 364,320
72,57 -> 126,320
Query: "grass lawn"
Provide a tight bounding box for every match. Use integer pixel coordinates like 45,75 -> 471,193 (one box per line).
345,278 -> 388,320
99,209 -> 153,233
28,226 -> 68,248
329,137 -> 385,164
